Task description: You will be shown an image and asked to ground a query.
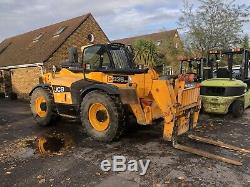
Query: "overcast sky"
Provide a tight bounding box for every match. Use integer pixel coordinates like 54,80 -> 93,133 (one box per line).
0,0 -> 250,42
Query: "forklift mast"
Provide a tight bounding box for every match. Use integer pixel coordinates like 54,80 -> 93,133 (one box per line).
207,48 -> 250,82
223,48 -> 250,82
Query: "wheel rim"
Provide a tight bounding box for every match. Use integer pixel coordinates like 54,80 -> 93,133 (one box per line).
35,96 -> 47,117
88,103 -> 110,132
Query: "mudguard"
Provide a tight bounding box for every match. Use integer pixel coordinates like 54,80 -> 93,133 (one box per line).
71,80 -> 120,108
29,84 -> 51,96
80,84 -> 120,96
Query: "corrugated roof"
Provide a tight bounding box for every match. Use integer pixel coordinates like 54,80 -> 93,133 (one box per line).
0,13 -> 91,67
113,29 -> 178,45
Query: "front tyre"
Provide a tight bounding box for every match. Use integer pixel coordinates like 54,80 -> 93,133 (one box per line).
81,91 -> 125,142
231,100 -> 244,118
30,88 -> 57,126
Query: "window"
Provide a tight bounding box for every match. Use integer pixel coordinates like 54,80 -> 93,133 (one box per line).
87,34 -> 95,43
83,46 -> 111,70
53,26 -> 67,37
33,33 -> 43,43
109,47 -> 130,69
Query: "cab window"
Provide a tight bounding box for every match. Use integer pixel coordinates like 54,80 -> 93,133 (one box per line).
109,47 -> 130,69
83,46 -> 111,70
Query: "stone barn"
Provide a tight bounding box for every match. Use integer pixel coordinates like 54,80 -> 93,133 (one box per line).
0,13 -> 109,99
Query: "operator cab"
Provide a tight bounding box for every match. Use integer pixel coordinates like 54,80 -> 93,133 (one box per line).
61,43 -> 148,74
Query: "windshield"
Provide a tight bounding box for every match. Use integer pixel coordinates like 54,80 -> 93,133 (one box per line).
83,45 -> 111,70
83,45 -> 132,71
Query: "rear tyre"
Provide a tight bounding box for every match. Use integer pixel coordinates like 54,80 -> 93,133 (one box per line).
81,91 -> 125,142
30,88 -> 57,126
231,100 -> 244,118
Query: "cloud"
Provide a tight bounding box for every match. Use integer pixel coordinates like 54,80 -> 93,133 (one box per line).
0,0 -> 249,42
0,0 -> 185,41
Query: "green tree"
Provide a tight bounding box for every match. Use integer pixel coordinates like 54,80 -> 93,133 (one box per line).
179,0 -> 250,54
157,37 -> 186,72
133,40 -> 161,67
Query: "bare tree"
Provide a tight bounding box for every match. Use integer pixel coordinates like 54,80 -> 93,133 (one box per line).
179,0 -> 250,54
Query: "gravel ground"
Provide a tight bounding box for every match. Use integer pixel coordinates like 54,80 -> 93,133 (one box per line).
0,99 -> 249,187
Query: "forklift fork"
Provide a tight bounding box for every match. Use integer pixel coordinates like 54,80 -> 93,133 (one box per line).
188,134 -> 250,154
171,125 -> 249,166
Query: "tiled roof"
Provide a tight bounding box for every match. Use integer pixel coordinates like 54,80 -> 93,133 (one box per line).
113,29 -> 178,45
0,13 -> 91,67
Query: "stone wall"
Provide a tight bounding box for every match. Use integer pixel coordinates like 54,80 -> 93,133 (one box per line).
11,67 -> 42,100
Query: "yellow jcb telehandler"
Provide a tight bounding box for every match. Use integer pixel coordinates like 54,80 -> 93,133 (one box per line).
30,43 -> 248,165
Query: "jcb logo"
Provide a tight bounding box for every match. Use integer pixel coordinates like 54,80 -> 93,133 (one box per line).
54,86 -> 65,93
